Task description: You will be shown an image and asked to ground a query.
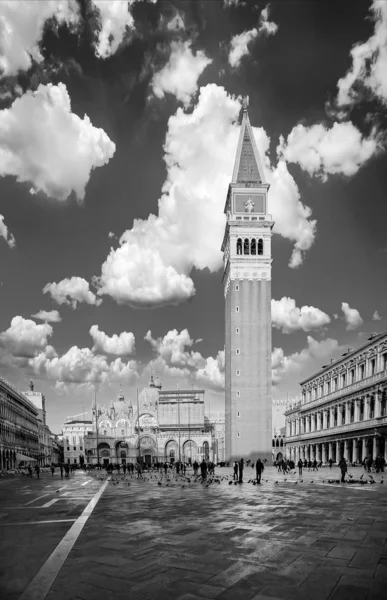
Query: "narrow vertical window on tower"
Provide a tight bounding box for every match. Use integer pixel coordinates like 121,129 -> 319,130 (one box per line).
237,411 -> 240,418
244,238 -> 249,254
236,306 -> 239,313
236,349 -> 240,355
236,327 -> 240,334
237,432 -> 240,438
237,238 -> 242,255
236,370 -> 240,376
251,238 -> 256,255
236,391 -> 240,397
258,238 -> 263,255
235,284 -> 239,291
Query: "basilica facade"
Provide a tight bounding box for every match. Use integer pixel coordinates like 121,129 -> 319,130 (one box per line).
84,376 -> 213,465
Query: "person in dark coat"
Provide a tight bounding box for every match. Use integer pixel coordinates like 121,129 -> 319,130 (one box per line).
200,460 -> 207,480
233,461 -> 239,481
329,458 -> 333,469
338,458 -> 347,483
238,458 -> 244,483
34,464 -> 40,479
51,464 -> 55,476
297,458 -> 303,475
255,458 -> 264,484
59,464 -> 64,478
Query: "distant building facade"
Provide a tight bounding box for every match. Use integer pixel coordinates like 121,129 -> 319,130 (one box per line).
24,381 -> 52,466
222,103 -> 273,463
84,376 -> 213,466
285,332 -> 387,464
62,417 -> 93,465
0,377 -> 39,470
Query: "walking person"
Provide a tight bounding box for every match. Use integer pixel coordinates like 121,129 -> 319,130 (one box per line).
200,459 -> 207,481
255,458 -> 264,484
329,458 -> 333,469
34,464 -> 40,479
50,464 -> 55,477
338,457 -> 347,483
64,463 -> 70,478
238,458 -> 244,483
28,465 -> 33,477
59,464 -> 64,479
136,462 -> 143,479
297,458 -> 303,475
233,461 -> 239,481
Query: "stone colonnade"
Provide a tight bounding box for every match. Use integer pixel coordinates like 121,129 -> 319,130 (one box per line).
287,433 -> 387,464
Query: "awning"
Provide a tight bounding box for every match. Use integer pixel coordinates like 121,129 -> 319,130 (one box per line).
16,453 -> 37,462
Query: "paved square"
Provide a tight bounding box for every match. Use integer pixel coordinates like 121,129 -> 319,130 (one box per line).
1,465 -> 387,600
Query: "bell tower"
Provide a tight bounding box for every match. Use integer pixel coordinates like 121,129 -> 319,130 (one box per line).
221,99 -> 273,463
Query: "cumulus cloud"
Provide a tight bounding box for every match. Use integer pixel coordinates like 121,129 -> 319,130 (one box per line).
0,316 -> 53,358
196,350 -> 225,391
31,309 -> 62,323
271,297 -> 331,334
279,121 -> 379,180
272,336 -> 344,386
337,1 -> 387,107
341,302 -> 364,331
29,344 -> 138,386
0,0 -> 80,77
0,214 -> 15,248
0,83 -> 115,201
91,0 -> 134,59
372,310 -> 382,321
228,4 -> 278,68
43,276 -> 102,309
97,85 -> 316,308
90,325 -> 135,356
145,329 -> 202,368
151,40 -> 212,106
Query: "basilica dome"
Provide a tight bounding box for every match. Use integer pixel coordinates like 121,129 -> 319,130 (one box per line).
112,388 -> 132,417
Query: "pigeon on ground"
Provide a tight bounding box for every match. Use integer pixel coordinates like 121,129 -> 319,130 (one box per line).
228,481 -> 233,485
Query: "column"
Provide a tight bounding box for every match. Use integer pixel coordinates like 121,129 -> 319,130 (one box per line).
311,414 -> 315,433
337,405 -> 343,426
345,402 -> 351,424
354,398 -> 360,422
374,390 -> 382,418
362,438 -> 368,460
328,441 -> 333,461
305,416 -> 310,433
353,439 -> 358,463
365,397 -> 371,420
296,418 -> 300,435
384,435 -> 387,463
316,412 -> 321,430
323,410 -> 327,429
344,439 -> 349,461
336,440 -> 341,462
286,421 -> 290,437
301,418 -> 305,434
373,436 -> 379,460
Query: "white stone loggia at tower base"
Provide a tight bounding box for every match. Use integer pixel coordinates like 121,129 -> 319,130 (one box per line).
222,101 -> 273,463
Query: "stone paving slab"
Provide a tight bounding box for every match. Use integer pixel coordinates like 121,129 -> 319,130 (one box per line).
2,465 -> 387,599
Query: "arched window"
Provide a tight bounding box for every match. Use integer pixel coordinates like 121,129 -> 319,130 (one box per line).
251,239 -> 256,255
280,439 -> 284,447
104,430 -> 107,436
258,238 -> 263,255
244,238 -> 249,255
236,238 -> 242,255
276,439 -> 279,447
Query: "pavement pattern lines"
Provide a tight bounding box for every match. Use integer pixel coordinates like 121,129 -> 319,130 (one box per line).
1,466 -> 387,600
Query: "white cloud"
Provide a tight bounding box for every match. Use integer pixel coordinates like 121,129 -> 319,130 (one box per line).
144,329 -> 202,368
29,344 -> 138,386
0,214 -> 15,248
272,336 -> 344,386
43,276 -> 102,309
91,0 -> 134,59
151,40 -> 212,106
0,316 -> 53,358
260,4 -> 278,37
0,83 -> 116,201
279,121 -> 378,180
271,297 -> 331,334
372,310 -> 382,321
97,84 -> 316,307
337,1 -> 387,106
0,0 -> 80,77
223,0 -> 245,7
228,4 -> 277,68
341,302 -> 364,331
31,309 -> 62,323
90,324 -> 135,356
196,350 -> 225,391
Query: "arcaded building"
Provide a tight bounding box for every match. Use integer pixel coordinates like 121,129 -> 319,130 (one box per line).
285,332 -> 387,464
0,377 -> 39,470
84,375 -> 213,466
222,101 -> 273,462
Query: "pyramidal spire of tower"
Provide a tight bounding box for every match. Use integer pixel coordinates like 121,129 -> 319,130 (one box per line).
232,97 -> 267,186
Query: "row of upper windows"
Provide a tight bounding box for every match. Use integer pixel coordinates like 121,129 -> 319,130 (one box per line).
304,354 -> 387,401
236,238 -> 263,256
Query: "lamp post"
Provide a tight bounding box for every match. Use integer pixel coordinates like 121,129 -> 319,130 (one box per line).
136,386 -> 141,463
177,386 -> 181,463
94,390 -> 99,467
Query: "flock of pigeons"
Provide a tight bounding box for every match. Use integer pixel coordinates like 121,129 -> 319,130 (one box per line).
89,470 -> 384,489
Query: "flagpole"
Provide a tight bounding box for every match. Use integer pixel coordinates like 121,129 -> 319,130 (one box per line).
137,386 -> 141,462
177,385 -> 181,463
95,389 -> 99,467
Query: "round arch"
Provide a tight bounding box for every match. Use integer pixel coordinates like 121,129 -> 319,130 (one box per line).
183,440 -> 197,462
165,439 -> 178,462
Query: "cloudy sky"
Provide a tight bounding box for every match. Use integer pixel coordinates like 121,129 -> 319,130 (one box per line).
0,0 -> 386,433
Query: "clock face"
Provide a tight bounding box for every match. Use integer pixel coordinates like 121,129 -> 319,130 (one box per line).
233,193 -> 265,214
